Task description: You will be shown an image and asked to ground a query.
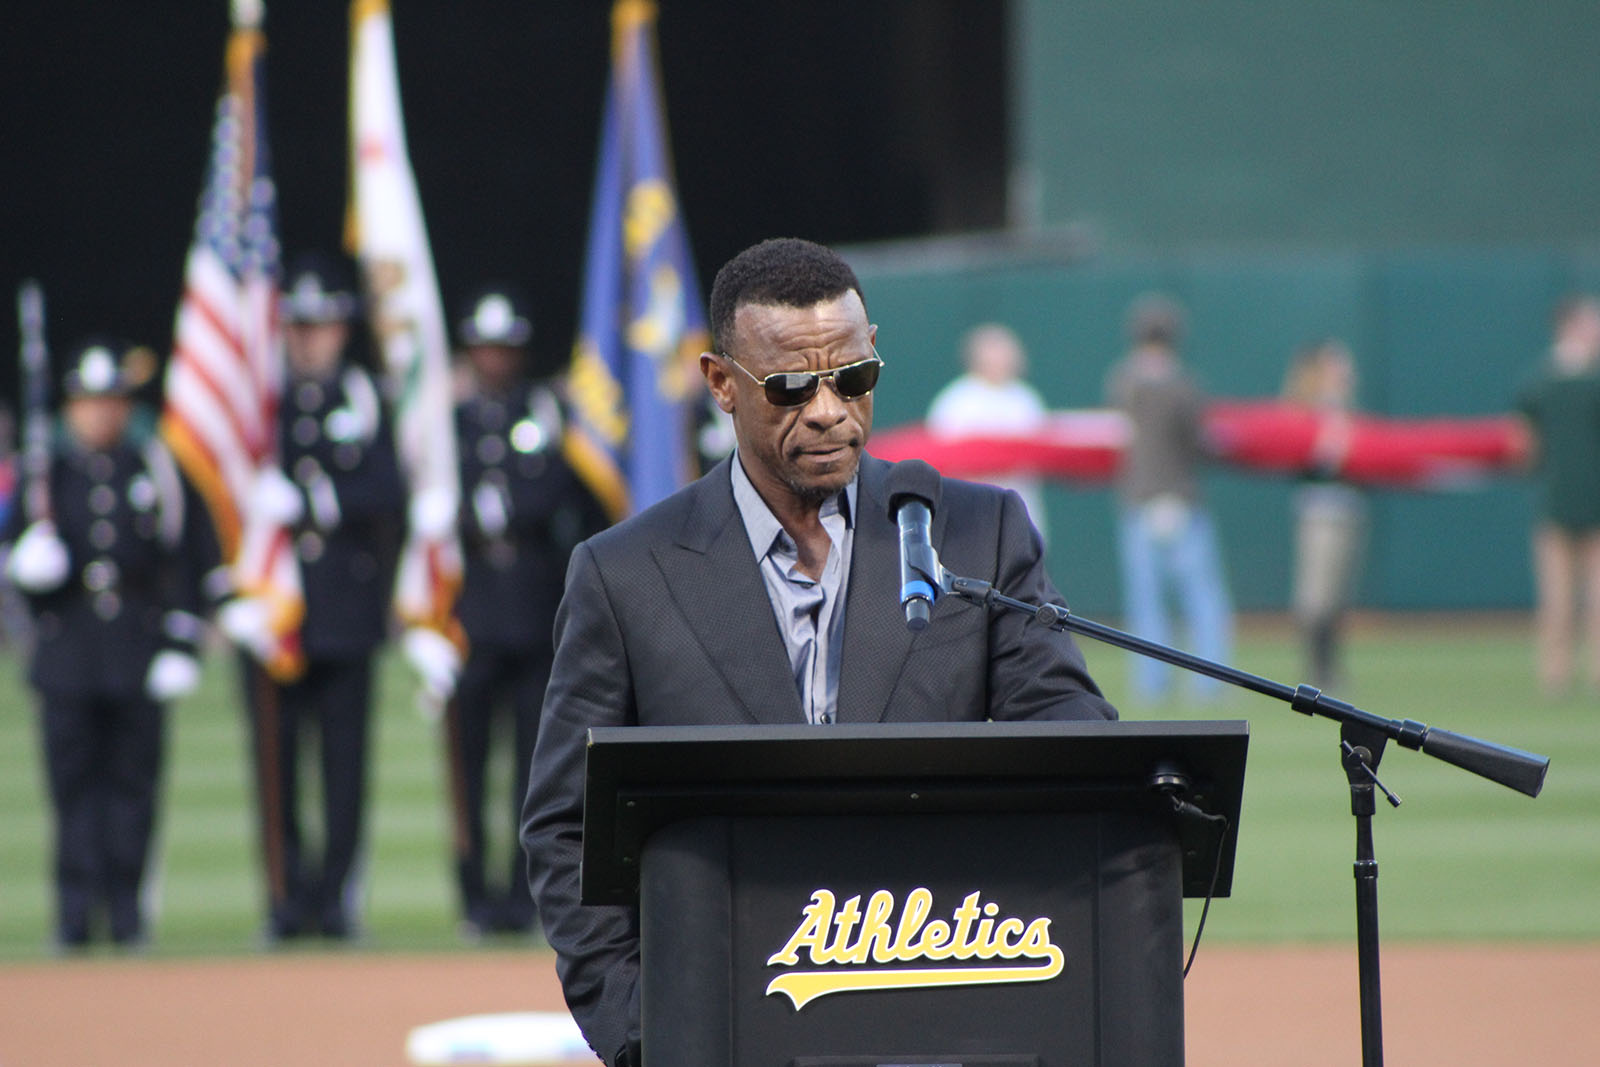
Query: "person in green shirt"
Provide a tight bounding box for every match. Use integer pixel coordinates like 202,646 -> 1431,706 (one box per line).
1515,296 -> 1600,697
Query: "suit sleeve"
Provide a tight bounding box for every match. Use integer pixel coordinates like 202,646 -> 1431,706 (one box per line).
985,489 -> 1118,722
521,540 -> 641,1067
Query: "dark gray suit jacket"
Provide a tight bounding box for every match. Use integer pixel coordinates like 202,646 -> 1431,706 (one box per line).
521,453 -> 1116,1066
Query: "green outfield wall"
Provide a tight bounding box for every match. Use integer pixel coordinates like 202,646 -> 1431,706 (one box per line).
1011,1 -> 1600,247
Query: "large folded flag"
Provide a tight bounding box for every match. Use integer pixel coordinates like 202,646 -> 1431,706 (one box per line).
565,0 -> 709,519
160,0 -> 304,681
346,0 -> 464,654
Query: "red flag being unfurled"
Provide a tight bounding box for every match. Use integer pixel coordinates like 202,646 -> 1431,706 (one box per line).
870,402 -> 1526,491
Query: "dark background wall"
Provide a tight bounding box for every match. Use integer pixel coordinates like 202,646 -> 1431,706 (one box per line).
0,0 -> 1005,391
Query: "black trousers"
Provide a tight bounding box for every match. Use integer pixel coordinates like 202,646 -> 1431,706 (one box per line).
38,689 -> 164,945
242,654 -> 374,937
445,640 -> 550,928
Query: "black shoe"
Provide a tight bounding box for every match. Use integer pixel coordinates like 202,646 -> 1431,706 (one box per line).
54,929 -> 91,956
262,904 -> 306,947
107,892 -> 144,946
319,910 -> 350,940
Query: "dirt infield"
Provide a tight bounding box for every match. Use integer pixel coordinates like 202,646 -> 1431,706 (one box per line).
0,943 -> 1594,1065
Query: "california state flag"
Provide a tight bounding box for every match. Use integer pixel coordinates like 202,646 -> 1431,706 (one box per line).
346,0 -> 464,657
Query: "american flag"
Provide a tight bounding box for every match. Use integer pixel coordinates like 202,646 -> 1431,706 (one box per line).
160,9 -> 304,681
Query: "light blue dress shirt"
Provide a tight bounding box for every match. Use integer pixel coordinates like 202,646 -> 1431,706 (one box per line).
730,454 -> 857,725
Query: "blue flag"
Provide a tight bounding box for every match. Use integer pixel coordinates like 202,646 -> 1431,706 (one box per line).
566,0 -> 709,520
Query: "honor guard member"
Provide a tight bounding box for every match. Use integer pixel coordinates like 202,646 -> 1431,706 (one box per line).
238,252 -> 405,943
4,338 -> 219,949
446,285 -> 607,937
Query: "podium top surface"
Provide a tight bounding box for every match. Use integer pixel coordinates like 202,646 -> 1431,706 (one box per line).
581,720 -> 1248,902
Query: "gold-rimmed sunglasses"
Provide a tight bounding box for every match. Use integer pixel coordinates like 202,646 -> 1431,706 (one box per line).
719,349 -> 883,407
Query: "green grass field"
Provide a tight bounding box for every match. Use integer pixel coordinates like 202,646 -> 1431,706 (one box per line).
0,615 -> 1594,961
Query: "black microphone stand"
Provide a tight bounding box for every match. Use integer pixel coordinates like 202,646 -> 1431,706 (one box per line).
925,567 -> 1549,1067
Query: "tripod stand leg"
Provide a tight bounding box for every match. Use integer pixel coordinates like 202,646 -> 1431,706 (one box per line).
1342,725 -> 1388,1067
1354,811 -> 1384,1066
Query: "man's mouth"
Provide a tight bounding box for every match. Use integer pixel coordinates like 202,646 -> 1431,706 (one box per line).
797,440 -> 855,460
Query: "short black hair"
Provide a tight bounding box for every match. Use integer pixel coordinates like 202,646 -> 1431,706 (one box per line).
1125,292 -> 1185,348
708,237 -> 866,355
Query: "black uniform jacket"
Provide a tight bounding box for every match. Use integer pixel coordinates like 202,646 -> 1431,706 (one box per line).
278,365 -> 405,661
21,437 -> 215,697
455,382 -> 606,650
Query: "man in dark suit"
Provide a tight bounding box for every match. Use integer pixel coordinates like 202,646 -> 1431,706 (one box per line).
521,237 -> 1116,1067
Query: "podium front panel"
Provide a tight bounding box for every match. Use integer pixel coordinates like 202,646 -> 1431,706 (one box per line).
639,811 -> 1183,1067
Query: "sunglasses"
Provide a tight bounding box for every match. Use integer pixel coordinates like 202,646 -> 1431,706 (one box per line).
721,351 -> 883,407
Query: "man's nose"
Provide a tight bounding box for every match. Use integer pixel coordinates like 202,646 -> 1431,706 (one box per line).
801,376 -> 850,427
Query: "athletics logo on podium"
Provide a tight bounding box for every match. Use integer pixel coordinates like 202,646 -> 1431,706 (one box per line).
764,887 -> 1066,1010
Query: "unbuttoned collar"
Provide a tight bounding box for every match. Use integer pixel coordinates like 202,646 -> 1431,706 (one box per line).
729,450 -> 856,561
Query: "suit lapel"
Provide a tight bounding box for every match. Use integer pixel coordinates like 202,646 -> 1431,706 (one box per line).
654,462 -> 806,725
836,454 -> 938,723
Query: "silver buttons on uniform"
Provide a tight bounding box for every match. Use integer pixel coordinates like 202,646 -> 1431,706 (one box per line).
325,407 -> 362,442
88,484 -> 117,515
293,416 -> 320,447
93,591 -> 122,621
128,475 -> 157,512
476,434 -> 507,465
297,530 -> 325,562
90,519 -> 117,550
510,418 -> 546,453
83,558 -> 119,592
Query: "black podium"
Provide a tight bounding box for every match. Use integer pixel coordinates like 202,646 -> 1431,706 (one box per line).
581,721 -> 1248,1067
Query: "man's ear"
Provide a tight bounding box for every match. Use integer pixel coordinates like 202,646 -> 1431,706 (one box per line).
702,352 -> 737,414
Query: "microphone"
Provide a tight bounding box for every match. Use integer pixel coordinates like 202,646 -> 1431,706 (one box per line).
886,459 -> 943,631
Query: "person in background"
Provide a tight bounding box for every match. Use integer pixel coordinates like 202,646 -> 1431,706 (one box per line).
1282,339 -> 1366,690
4,338 -> 219,950
926,323 -> 1051,546
234,252 -> 406,943
445,285 -> 607,939
1514,296 -> 1600,697
1104,293 -> 1232,703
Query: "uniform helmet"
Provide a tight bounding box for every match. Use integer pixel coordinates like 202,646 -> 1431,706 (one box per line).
61,336 -> 140,398
456,285 -> 533,348
280,251 -> 359,324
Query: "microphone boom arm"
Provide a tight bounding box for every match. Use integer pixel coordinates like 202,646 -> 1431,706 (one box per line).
938,572 -> 1549,798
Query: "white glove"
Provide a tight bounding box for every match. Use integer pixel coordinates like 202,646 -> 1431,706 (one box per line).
409,486 -> 459,541
6,520 -> 71,593
217,595 -> 274,661
402,626 -> 462,716
251,467 -> 304,526
146,650 -> 202,703
472,481 -> 510,539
